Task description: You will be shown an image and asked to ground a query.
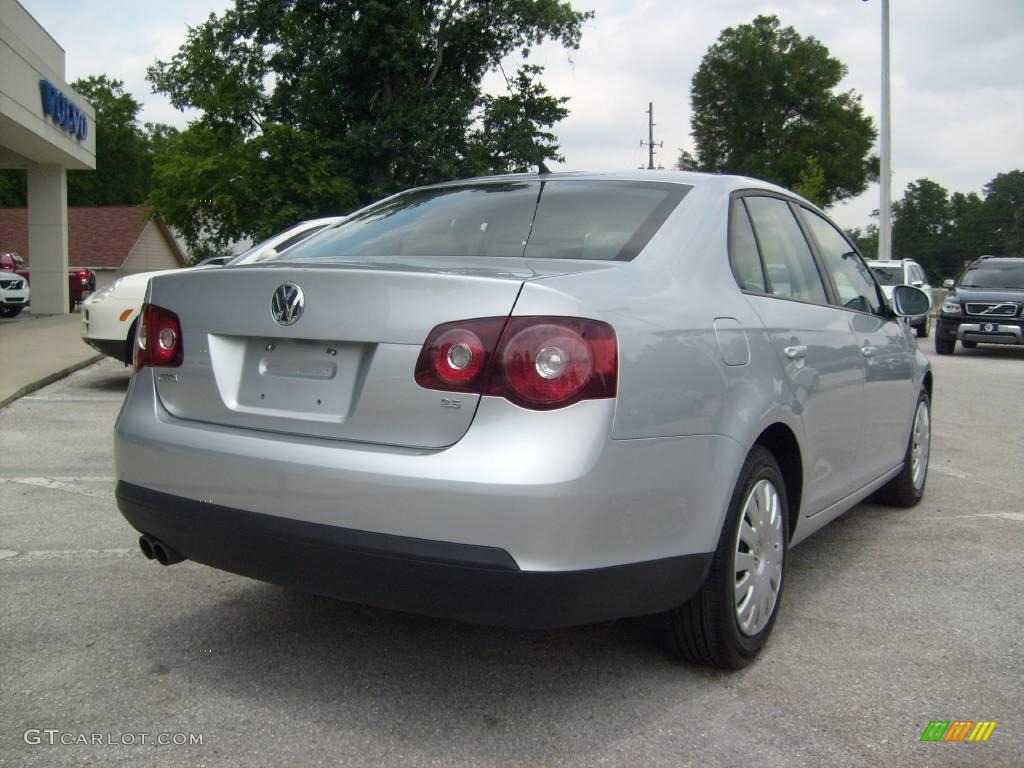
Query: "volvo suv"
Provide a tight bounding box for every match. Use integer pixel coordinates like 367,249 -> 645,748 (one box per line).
936,256 -> 1024,354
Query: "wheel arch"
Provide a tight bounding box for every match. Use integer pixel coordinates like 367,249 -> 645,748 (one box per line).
922,370 -> 933,401
753,422 -> 803,542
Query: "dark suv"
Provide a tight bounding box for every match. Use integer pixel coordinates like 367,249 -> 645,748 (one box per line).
936,256 -> 1024,354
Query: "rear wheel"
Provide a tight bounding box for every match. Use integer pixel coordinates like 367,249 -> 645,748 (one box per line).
872,390 -> 930,508
662,446 -> 787,669
935,336 -> 955,355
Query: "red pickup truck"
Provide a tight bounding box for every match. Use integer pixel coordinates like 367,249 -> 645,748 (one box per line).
0,251 -> 94,311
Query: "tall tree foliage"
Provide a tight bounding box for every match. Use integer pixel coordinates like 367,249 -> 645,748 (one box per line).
891,171 -> 1024,278
147,0 -> 591,251
67,76 -> 175,205
891,179 -> 953,274
690,15 -> 877,207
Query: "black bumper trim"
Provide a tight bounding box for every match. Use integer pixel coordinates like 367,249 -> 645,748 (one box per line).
116,482 -> 711,629
84,336 -> 128,362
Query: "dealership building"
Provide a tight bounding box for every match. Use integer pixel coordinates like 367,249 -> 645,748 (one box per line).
1,0 -> 96,313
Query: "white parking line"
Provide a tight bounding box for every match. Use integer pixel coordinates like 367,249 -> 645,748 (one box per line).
0,548 -> 133,562
19,397 -> 125,403
930,512 -> 1024,523
932,465 -> 969,479
0,477 -> 115,499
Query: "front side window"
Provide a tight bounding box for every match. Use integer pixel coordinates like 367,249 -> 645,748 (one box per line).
744,196 -> 828,304
803,210 -> 882,315
278,181 -> 690,263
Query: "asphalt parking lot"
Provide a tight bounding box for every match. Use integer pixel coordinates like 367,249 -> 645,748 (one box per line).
1,343 -> 1022,767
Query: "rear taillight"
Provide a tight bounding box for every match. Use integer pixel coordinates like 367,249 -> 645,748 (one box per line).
414,317 -> 617,410
134,303 -> 183,371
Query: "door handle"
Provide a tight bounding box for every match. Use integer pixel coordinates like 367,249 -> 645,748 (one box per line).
861,345 -> 876,357
784,345 -> 807,360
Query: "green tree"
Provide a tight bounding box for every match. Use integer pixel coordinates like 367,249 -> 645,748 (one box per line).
67,76 -> 156,205
0,170 -> 25,207
846,224 -> 878,260
981,170 -> 1024,256
947,191 -> 991,271
147,0 -> 591,250
891,178 -> 952,277
147,123 -> 358,254
690,14 -> 877,207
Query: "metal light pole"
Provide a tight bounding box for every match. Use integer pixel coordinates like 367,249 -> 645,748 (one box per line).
878,0 -> 893,261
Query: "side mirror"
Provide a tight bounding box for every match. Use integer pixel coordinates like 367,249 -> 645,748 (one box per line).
892,284 -> 931,318
942,278 -> 955,290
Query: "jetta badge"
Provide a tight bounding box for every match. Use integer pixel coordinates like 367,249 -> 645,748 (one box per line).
271,282 -> 304,326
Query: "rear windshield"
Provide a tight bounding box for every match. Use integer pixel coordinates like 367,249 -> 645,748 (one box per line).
959,261 -> 1024,289
869,265 -> 904,285
279,180 -> 690,263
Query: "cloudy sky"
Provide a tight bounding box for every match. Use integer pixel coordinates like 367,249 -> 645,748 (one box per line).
24,0 -> 1024,229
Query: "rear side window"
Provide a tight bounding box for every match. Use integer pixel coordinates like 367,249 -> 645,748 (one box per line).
870,265 -> 903,285
729,199 -> 766,292
279,181 -> 690,263
744,196 -> 828,304
803,210 -> 882,315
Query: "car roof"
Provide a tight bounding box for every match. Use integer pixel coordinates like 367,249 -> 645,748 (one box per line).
420,169 -> 816,206
970,256 -> 1020,265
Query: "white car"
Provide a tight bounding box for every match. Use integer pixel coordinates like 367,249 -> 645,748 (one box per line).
867,258 -> 934,338
0,271 -> 30,318
82,217 -> 344,363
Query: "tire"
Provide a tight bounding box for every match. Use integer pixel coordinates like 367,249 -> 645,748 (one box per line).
935,336 -> 955,355
872,390 -> 930,508
916,314 -> 930,338
662,446 -> 788,669
962,340 -> 977,349
0,306 -> 23,318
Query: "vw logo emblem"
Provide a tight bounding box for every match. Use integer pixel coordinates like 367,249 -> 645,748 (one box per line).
271,282 -> 305,326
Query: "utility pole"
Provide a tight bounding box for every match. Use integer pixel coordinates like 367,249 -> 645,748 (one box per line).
878,0 -> 893,261
641,102 -> 663,170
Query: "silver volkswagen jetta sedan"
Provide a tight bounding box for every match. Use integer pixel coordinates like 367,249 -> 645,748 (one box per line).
115,171 -> 932,668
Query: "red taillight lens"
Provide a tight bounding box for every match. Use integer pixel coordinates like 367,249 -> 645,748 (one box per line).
414,316 -> 617,410
133,303 -> 183,371
414,318 -> 505,392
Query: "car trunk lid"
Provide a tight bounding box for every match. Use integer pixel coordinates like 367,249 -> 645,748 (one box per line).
146,260 -> 591,448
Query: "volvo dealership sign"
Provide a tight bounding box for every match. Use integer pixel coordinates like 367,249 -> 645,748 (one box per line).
39,80 -> 88,141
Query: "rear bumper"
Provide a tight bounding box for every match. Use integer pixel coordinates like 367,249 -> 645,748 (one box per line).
117,481 -> 711,628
